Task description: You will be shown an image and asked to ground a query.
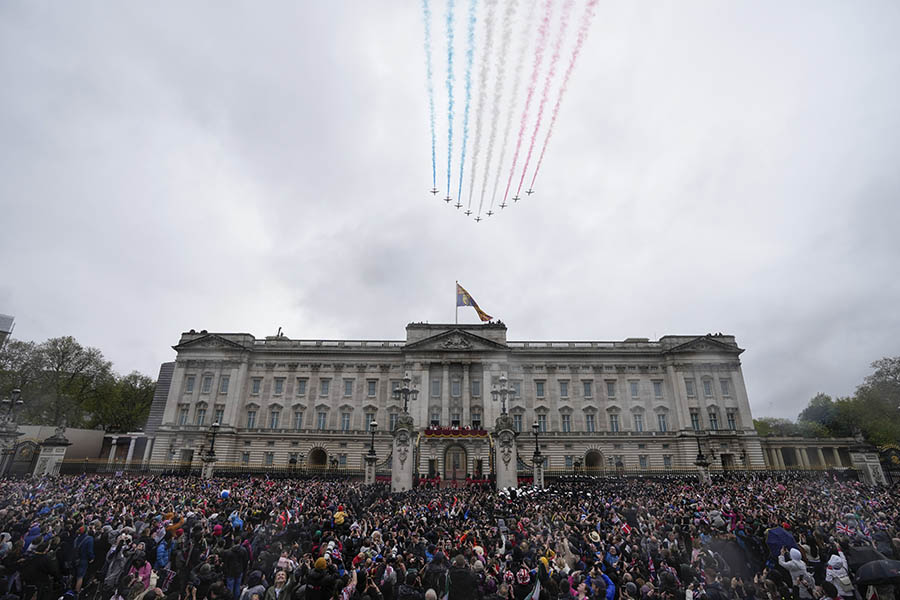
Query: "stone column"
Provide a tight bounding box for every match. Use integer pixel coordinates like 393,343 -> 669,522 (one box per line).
494,414 -> 518,490
34,429 -> 71,477
532,454 -> 545,489
797,447 -> 809,468
441,363 -> 450,426
391,413 -> 415,492
364,453 -> 377,485
141,437 -> 154,466
775,447 -> 785,469
462,364 -> 471,426
830,447 -> 840,467
816,447 -> 826,469
125,437 -> 137,465
107,437 -> 119,466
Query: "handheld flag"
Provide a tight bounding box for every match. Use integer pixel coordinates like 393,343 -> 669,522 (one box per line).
456,282 -> 493,322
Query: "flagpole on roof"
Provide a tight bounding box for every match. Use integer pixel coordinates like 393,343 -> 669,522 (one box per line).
455,281 -> 458,325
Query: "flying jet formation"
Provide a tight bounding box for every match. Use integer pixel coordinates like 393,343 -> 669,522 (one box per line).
486,210 -> 494,216
526,189 -> 534,195
465,209 -> 472,216
512,195 -> 520,202
474,216 -> 482,222
431,188 -> 439,195
454,201 -> 462,209
445,196 -> 452,203
500,201 -> 507,209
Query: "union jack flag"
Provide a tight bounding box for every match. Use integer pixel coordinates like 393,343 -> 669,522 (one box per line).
836,522 -> 854,536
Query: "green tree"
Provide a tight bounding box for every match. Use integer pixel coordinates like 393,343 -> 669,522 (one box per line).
83,372 -> 155,432
0,339 -> 43,398
851,357 -> 900,445
753,417 -> 800,437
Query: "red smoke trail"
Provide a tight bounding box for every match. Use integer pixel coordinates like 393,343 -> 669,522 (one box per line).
529,0 -> 599,190
501,0 -> 553,206
517,0 -> 575,197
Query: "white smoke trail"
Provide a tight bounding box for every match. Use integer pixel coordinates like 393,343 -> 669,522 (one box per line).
476,0 -> 518,215
465,0 -> 498,211
487,0 -> 538,214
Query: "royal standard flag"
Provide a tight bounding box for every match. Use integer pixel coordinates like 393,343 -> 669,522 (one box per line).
456,283 -> 493,322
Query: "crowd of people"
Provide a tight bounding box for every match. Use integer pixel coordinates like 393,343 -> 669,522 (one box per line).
0,471 -> 897,600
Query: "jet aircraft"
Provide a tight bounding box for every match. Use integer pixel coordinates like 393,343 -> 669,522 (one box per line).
526,189 -> 534,195
431,188 -> 439,195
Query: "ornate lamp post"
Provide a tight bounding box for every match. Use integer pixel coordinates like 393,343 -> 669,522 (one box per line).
200,421 -> 220,480
392,373 -> 419,414
532,421 -> 545,488
368,420 -> 378,456
207,421 -> 220,456
0,389 -> 24,478
491,374 -> 515,415
694,433 -> 711,483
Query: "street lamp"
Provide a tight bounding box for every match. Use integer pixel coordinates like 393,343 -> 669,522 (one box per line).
207,422 -> 220,457
1,389 -> 23,422
491,374 -> 515,415
532,421 -> 541,457
368,420 -> 378,456
392,373 -> 419,414
695,434 -> 710,468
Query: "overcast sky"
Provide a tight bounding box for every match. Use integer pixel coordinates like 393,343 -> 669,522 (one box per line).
1,1 -> 898,419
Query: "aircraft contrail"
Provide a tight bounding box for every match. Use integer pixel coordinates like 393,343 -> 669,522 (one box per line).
517,0 -> 574,197
422,0 -> 437,189
501,0 -> 553,207
456,0 -> 479,204
530,0 -> 599,190
488,0 -> 536,214
445,0 -> 455,196
475,0 -> 514,215
465,0 -> 497,211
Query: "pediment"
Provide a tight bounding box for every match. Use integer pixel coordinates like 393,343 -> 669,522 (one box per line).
665,336 -> 743,356
403,329 -> 507,352
173,334 -> 248,352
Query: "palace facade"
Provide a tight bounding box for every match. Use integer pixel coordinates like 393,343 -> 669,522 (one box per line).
142,321 -> 786,479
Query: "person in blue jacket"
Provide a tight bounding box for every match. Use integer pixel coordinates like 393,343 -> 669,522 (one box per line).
74,525 -> 95,595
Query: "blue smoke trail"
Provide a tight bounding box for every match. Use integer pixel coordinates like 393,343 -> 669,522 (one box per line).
423,0 -> 437,189
455,0 -> 478,203
445,0 -> 455,196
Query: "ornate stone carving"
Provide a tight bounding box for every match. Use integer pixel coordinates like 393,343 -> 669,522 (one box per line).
498,430 -> 514,466
396,429 -> 411,467
440,334 -> 472,350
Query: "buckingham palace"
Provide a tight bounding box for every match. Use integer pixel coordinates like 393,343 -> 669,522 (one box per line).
135,320 -> 790,480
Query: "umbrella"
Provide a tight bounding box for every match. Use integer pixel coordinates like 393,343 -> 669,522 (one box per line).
856,559 -> 900,586
846,546 -> 888,572
766,527 -> 797,558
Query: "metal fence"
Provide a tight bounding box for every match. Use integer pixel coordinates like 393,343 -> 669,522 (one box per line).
56,459 -> 365,479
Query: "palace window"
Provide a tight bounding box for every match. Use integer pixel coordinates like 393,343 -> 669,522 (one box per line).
320,379 -> 330,396
685,379 -> 696,397
246,410 -> 257,429
663,455 -> 672,469
196,408 -> 206,426
317,411 -> 327,430
431,379 -> 441,397
251,378 -> 262,395
512,381 -> 522,397
471,379 -> 481,396
708,411 -> 719,430
365,413 -> 376,429
727,411 -> 737,431
241,452 -> 250,465
339,454 -> 347,467
219,376 -> 229,394
703,379 -> 713,398
561,413 -> 571,432
185,376 -> 195,394
214,407 -> 224,425
451,412 -> 461,427
537,413 -> 547,432
264,452 -> 274,466
639,455 -> 648,469
344,379 -> 353,397
269,410 -> 280,429
201,376 -> 212,394
341,412 -> 350,431
389,412 -> 398,431
535,381 -> 545,398
178,406 -> 189,426
451,379 -> 461,397
657,413 -> 668,432
606,381 -> 616,398
609,414 -> 620,433
472,411 -> 481,429
630,381 -> 639,398
431,412 -> 440,426
296,378 -> 307,395
585,414 -> 595,432
720,379 -> 731,397
368,380 -> 377,397
293,411 -> 304,430
653,381 -> 662,399
513,414 -> 523,432
274,378 -> 284,395
565,455 -> 574,468
633,413 -> 644,432
559,381 -> 569,398
583,381 -> 592,398
690,410 -> 700,431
